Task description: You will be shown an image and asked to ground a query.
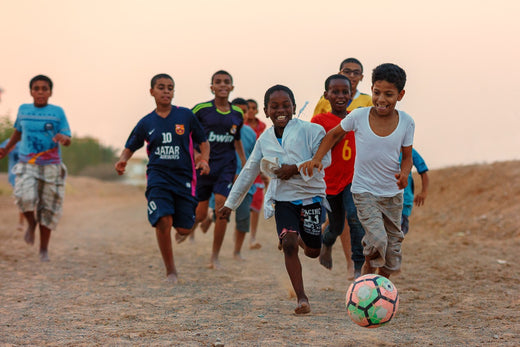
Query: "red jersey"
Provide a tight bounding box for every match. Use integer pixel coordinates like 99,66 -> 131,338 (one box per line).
311,112 -> 356,195
246,118 -> 266,139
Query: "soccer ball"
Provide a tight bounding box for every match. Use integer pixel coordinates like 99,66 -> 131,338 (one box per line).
345,274 -> 399,328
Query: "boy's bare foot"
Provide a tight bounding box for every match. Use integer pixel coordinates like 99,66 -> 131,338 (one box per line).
294,299 -> 311,314
347,265 -> 355,280
233,252 -> 246,261
24,225 -> 36,245
165,273 -> 178,284
207,258 -> 222,270
249,242 -> 262,250
39,250 -> 50,262
319,244 -> 333,270
175,231 -> 189,244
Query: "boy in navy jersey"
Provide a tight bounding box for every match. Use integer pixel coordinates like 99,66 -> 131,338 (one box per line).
115,74 -> 210,284
188,70 -> 246,270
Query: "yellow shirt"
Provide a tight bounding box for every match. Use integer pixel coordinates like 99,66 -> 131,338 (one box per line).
312,91 -> 373,118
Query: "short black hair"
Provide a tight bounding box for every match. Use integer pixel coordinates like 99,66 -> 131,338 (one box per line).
151,73 -> 174,88
372,63 -> 407,92
231,98 -> 248,106
246,99 -> 257,107
211,70 -> 233,84
30,75 -> 53,91
264,85 -> 296,109
339,58 -> 363,72
325,74 -> 351,91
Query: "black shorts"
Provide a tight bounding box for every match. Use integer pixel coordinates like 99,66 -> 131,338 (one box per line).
145,186 -> 197,228
274,201 -> 322,250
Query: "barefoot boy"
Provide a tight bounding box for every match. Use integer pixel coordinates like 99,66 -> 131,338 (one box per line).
115,74 -> 210,283
0,75 -> 71,262
189,70 -> 247,269
220,85 -> 330,314
301,63 -> 414,279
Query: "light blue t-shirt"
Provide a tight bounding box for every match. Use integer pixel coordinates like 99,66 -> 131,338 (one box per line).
236,124 -> 257,196
400,148 -> 429,216
14,103 -> 71,165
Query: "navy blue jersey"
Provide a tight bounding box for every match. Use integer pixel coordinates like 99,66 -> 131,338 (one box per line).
125,106 -> 207,195
192,100 -> 243,172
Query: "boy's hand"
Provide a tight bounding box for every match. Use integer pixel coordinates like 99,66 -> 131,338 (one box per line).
395,173 -> 408,190
196,160 -> 210,175
274,164 -> 298,180
414,192 -> 427,206
0,147 -> 6,159
298,159 -> 322,177
219,206 -> 232,220
115,160 -> 127,175
53,134 -> 71,146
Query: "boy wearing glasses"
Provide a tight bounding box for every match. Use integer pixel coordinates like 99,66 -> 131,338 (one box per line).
313,57 -> 372,116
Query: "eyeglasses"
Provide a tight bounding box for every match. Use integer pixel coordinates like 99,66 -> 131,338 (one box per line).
341,69 -> 362,77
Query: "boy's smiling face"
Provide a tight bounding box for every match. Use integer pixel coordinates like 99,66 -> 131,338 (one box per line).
264,90 -> 295,129
371,80 -> 405,117
211,73 -> 234,99
324,78 -> 351,116
30,80 -> 52,107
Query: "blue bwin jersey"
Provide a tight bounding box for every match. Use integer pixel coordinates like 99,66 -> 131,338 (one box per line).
192,100 -> 243,172
125,106 -> 206,195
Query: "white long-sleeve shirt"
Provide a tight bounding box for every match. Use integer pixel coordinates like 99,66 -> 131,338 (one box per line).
224,118 -> 331,218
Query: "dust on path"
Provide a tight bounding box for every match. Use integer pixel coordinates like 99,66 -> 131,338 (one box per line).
0,165 -> 519,346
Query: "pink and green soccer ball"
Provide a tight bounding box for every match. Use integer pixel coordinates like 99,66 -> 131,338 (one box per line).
345,274 -> 399,328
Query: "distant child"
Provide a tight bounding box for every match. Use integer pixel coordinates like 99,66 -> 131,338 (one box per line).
313,57 -> 373,117
115,73 -> 210,283
301,63 -> 414,279
311,74 -> 366,279
189,70 -> 247,269
401,149 -> 429,234
230,98 -> 258,260
0,139 -> 24,231
220,85 -> 331,314
0,75 -> 71,262
244,98 -> 268,250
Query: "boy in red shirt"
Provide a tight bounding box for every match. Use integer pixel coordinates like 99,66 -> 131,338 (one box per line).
311,74 -> 365,278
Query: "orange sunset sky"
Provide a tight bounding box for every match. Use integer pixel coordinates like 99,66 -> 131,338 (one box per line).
1,0 -> 519,169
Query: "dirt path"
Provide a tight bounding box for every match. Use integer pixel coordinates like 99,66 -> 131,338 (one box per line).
0,169 -> 519,346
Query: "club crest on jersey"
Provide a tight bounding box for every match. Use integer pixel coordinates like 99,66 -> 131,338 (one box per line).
175,124 -> 185,135
230,125 -> 237,135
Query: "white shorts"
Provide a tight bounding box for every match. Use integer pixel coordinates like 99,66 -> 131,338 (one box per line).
13,163 -> 67,230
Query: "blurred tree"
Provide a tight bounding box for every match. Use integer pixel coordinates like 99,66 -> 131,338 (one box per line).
1,118 -> 119,180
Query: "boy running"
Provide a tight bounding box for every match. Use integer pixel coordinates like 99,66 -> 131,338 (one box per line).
189,70 -> 247,269
0,75 -> 71,262
115,74 -> 210,283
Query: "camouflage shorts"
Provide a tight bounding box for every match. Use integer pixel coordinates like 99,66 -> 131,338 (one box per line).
13,163 -> 67,230
352,192 -> 404,273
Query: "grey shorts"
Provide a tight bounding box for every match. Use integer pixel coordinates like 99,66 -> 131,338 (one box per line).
13,163 -> 67,230
352,192 -> 404,273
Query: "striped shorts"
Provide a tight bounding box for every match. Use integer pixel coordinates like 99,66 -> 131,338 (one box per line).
13,163 -> 67,230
